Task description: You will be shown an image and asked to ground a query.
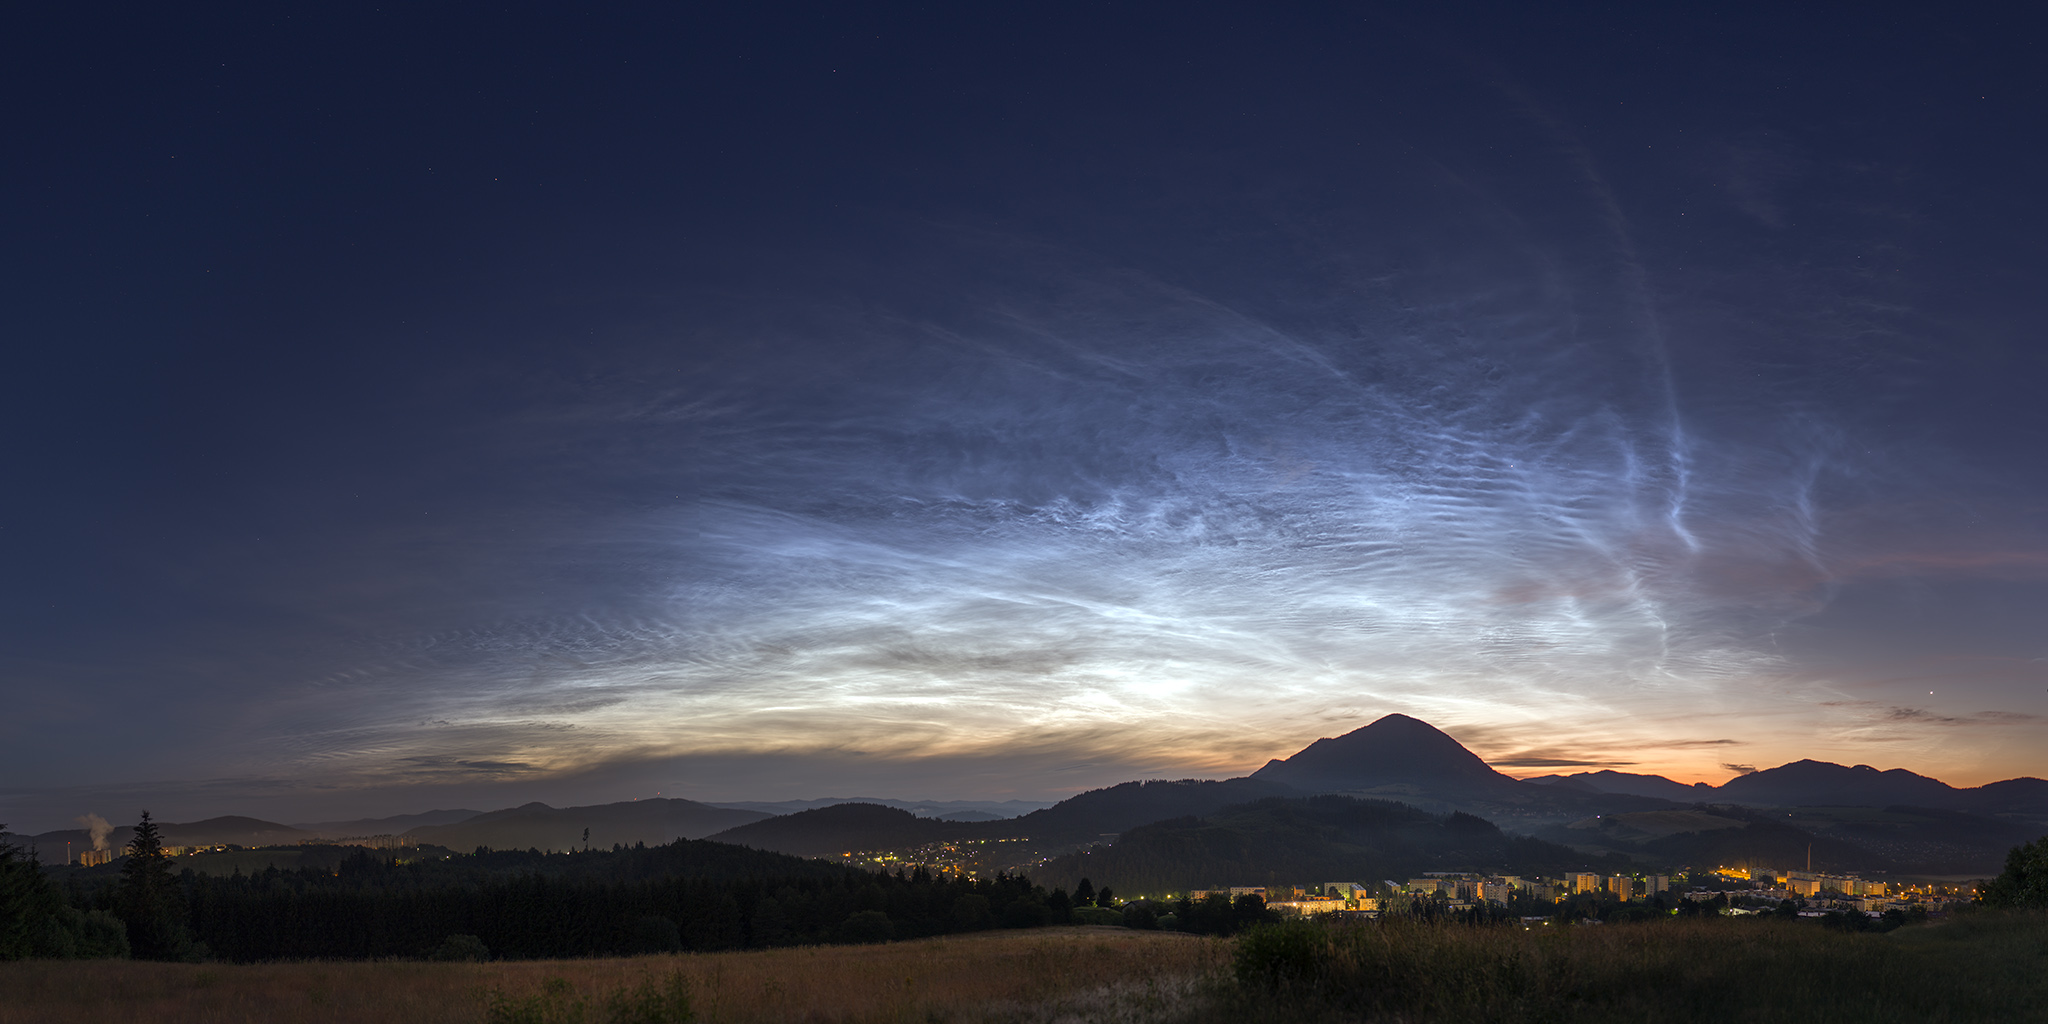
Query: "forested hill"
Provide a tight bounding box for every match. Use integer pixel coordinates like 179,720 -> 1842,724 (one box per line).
707,803 -> 964,857
1036,796 -> 1626,894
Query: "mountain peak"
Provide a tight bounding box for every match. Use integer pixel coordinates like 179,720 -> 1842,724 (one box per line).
1250,714 -> 1522,796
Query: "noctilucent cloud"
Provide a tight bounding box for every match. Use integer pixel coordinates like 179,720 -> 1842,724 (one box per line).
3,5 -> 2044,831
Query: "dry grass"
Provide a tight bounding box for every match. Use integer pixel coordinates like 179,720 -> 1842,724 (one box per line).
1223,911 -> 2048,1023
0,926 -> 1229,1024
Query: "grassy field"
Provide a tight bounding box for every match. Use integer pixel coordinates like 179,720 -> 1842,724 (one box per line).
0,926 -> 1227,1024
4,913 -> 2045,1023
1227,909 -> 2048,1023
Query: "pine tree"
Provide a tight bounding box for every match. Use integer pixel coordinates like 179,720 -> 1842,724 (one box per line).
117,811 -> 186,959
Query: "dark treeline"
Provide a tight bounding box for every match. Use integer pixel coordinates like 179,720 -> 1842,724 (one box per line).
52,830 -> 1082,962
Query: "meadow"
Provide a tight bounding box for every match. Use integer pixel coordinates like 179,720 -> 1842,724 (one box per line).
0,925 -> 1226,1024
4,913 -> 2046,1023
1226,909 -> 2048,1023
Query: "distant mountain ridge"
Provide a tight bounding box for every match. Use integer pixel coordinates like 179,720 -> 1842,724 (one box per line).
404,798 -> 769,853
1528,760 -> 2048,822
292,809 -> 483,837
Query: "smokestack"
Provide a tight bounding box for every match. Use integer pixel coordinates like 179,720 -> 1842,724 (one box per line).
76,813 -> 112,853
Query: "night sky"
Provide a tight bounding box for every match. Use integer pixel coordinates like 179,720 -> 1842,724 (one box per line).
5,5 -> 2045,833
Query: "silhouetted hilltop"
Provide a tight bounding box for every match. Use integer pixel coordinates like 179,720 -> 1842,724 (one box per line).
707,797 -> 1051,819
1717,760 -> 1957,808
706,803 -> 962,857
1526,770 -> 1711,803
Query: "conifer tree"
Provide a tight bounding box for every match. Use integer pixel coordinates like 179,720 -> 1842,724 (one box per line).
117,811 -> 185,959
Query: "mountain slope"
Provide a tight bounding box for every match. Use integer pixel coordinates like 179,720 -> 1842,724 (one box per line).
292,809 -> 482,837
995,777 -> 1302,845
1957,778 -> 2048,827
1035,795 -> 1624,894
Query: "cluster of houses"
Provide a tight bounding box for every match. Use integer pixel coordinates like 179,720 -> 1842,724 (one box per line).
1192,873 -> 1585,914
1190,868 -> 1940,918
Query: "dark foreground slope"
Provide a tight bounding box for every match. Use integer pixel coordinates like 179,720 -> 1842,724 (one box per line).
1035,795 -> 1624,893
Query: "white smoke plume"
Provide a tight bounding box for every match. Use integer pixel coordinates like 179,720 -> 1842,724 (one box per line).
76,813 -> 112,852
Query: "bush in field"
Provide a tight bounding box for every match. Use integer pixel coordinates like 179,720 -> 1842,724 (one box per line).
1233,919 -> 1329,991
1980,836 -> 2048,909
600,971 -> 695,1024
1070,905 -> 1121,926
485,973 -> 695,1024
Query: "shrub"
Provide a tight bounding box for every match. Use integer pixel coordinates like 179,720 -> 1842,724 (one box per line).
486,973 -> 694,1024
1233,919 -> 1330,990
1070,906 -> 1122,926
600,971 -> 695,1024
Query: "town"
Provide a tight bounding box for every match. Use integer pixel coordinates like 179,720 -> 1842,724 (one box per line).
1196,867 -> 1973,921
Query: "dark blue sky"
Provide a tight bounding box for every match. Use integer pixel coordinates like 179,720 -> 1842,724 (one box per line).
4,4 -> 2044,832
